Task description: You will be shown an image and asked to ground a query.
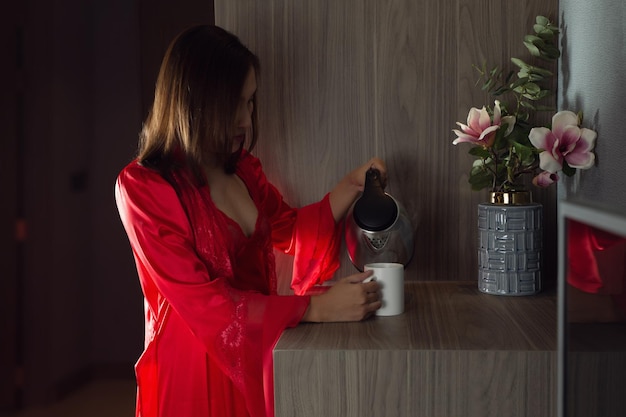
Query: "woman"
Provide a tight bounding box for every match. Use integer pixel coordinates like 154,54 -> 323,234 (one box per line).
115,25 -> 383,417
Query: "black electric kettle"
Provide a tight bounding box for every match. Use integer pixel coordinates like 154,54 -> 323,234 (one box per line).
345,168 -> 415,270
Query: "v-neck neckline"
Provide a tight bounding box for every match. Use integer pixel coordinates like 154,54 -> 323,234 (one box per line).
209,172 -> 259,240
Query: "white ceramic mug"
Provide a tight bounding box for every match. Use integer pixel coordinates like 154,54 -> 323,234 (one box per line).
364,262 -> 405,316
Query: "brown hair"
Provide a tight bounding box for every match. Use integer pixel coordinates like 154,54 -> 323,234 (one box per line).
138,25 -> 260,182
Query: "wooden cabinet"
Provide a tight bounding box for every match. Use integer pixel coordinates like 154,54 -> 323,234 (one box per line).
274,282 -> 557,417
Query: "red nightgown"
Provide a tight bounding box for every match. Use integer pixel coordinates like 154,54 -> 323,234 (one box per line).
115,151 -> 342,417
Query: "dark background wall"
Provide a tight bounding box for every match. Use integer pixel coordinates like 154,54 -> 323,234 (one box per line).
0,0 -> 214,409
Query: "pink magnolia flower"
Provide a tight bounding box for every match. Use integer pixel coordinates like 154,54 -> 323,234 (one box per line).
532,171 -> 559,187
528,110 -> 597,173
452,100 -> 516,148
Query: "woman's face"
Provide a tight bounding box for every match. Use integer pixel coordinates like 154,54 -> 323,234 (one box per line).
231,67 -> 257,153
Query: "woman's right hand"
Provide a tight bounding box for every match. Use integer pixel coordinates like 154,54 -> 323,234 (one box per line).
301,271 -> 382,322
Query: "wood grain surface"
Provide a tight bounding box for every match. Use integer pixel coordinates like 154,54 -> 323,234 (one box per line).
214,0 -> 558,287
273,282 -> 557,417
566,323 -> 626,417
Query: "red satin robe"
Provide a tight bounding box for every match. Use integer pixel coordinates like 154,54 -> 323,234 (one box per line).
115,151 -> 342,417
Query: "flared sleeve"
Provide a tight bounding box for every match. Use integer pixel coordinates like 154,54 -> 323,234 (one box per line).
239,154 -> 343,295
115,162 -> 309,417
288,195 -> 343,294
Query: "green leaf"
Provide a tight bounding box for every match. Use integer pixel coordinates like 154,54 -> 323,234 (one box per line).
489,126 -> 504,147
562,161 -> 576,177
468,146 -> 490,158
519,88 -> 550,101
511,57 -> 529,69
541,45 -> 561,59
511,76 -> 530,89
468,167 -> 494,191
526,72 -> 544,82
493,86 -> 510,96
513,142 -> 537,165
523,42 -> 542,57
535,15 -> 550,26
503,70 -> 514,84
515,82 -> 541,99
527,65 -> 553,77
524,34 -> 545,46
482,78 -> 495,91
535,28 -> 555,40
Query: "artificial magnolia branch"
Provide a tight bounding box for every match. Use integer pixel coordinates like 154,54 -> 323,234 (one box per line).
452,15 -> 596,193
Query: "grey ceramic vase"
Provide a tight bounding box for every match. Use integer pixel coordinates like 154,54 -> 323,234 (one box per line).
477,192 -> 543,296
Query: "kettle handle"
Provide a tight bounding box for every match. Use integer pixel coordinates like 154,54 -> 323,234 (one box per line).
364,167 -> 384,194
353,168 -> 397,231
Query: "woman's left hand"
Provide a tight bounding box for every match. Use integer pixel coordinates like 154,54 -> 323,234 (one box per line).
329,157 -> 387,222
345,157 -> 387,192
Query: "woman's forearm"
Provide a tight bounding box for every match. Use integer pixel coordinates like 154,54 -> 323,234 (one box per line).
328,177 -> 362,223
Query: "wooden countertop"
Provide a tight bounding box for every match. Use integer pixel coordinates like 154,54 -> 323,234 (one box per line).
276,281 -> 557,352
273,281 -> 557,417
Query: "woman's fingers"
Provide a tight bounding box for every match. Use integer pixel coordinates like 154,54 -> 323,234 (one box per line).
305,274 -> 382,322
343,270 -> 373,284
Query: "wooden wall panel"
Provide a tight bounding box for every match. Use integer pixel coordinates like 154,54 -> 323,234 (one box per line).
215,0 -> 558,285
376,0 -> 467,281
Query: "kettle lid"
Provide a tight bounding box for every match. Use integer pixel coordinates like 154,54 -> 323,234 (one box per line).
353,168 -> 398,231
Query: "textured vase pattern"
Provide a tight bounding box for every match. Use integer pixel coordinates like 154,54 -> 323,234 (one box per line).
477,203 -> 542,295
